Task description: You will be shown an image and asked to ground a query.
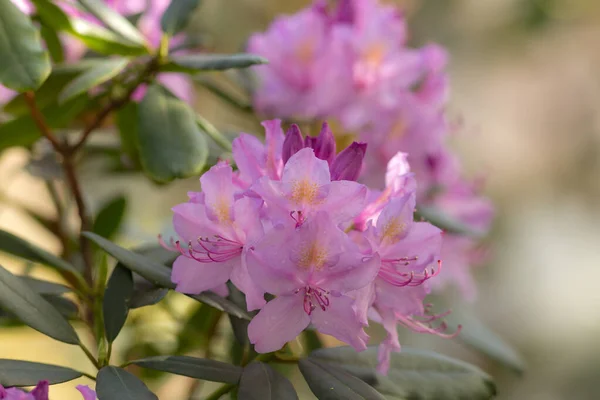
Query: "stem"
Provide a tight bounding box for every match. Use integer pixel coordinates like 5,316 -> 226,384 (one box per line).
196,114 -> 232,152
204,383 -> 235,400
23,92 -> 65,151
44,181 -> 70,258
80,371 -> 97,381
78,342 -> 101,370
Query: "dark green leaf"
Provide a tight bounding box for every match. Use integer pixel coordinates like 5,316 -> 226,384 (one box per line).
447,308 -> 525,375
299,358 -> 385,400
415,206 -> 484,237
0,359 -> 82,386
93,195 -> 127,239
103,265 -> 133,342
77,0 -> 147,46
132,356 -> 242,384
0,230 -> 78,274
226,283 -> 252,345
310,346 -> 497,400
302,330 -> 324,353
129,279 -> 168,309
160,0 -> 201,36
0,0 -> 51,90
59,58 -> 129,104
163,53 -> 267,73
97,366 -> 157,400
116,102 -> 139,162
19,276 -> 70,295
43,294 -> 78,319
239,361 -> 298,400
0,94 -> 90,152
137,84 -> 207,182
82,232 -> 252,319
40,23 -> 64,63
0,264 -> 79,344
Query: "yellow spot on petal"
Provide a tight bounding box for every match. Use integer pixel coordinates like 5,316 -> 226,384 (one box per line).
296,40 -> 315,64
389,118 -> 407,139
363,43 -> 387,68
382,217 -> 406,242
297,242 -> 329,270
289,179 -> 320,205
214,197 -> 232,224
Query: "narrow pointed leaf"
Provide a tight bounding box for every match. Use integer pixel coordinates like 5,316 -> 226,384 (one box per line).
103,265 -> 133,342
0,230 -> 78,274
132,356 -> 242,384
0,264 -> 79,344
160,0 -> 201,36
20,277 -> 70,295
0,360 -> 82,386
239,362 -> 298,400
415,206 -> 484,237
310,346 -> 497,400
137,84 -> 207,182
59,58 -> 128,104
93,195 -> 127,239
83,232 -> 251,319
0,0 -> 51,90
97,366 -> 157,400
163,53 -> 267,73
77,0 -> 147,46
40,23 -> 64,63
299,358 -> 385,400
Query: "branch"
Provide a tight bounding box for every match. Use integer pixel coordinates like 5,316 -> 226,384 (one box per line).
23,92 -> 64,151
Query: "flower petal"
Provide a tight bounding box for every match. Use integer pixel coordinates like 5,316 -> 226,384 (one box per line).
200,163 -> 235,224
172,202 -> 213,242
281,148 -> 331,186
76,385 -> 97,400
321,180 -> 368,224
232,133 -> 267,184
310,295 -> 368,351
248,294 -> 310,353
171,255 -> 234,294
231,249 -> 266,311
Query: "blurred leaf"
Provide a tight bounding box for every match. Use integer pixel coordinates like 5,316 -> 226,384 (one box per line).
132,356 -> 242,384
25,151 -> 63,180
176,303 -> 222,354
163,53 -> 267,73
116,102 -> 139,162
19,276 -> 70,295
77,0 -> 147,46
103,265 -> 133,343
415,206 -> 484,237
93,195 -> 127,240
0,360 -> 82,386
39,23 -> 64,63
0,94 -> 90,152
0,0 -> 50,91
137,84 -> 207,182
310,346 -> 497,400
302,330 -> 324,353
195,77 -> 253,113
0,264 -> 79,344
43,294 -> 78,319
160,0 -> 201,36
59,58 -> 128,104
239,361 -> 298,400
226,283 -> 252,345
299,358 -> 385,400
83,232 -> 252,319
129,278 -> 168,309
446,308 -> 525,375
0,229 -> 78,274
97,366 -> 157,400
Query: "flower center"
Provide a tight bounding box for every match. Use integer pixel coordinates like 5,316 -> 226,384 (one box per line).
296,286 -> 330,315
381,217 -> 406,241
297,242 -> 329,270
289,179 -> 320,204
214,197 -> 232,224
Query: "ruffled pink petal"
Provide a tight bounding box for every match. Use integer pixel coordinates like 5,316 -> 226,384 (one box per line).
310,295 -> 368,351
230,249 -> 266,311
376,306 -> 401,375
261,119 -> 285,179
248,294 -> 310,353
31,381 -> 48,400
171,255 -> 235,294
321,180 -> 368,225
232,134 -> 267,184
281,148 -> 331,186
200,163 -> 235,224
172,202 -> 213,242
375,193 -> 416,243
379,222 -> 442,270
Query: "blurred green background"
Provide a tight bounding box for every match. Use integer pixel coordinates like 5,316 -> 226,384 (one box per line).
2,0 -> 600,398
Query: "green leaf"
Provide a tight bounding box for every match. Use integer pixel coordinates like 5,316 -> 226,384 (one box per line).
310,347 -> 497,400
59,58 -> 129,104
132,356 -> 242,384
93,195 -> 127,239
19,276 -> 70,295
0,264 -> 79,344
447,308 -> 525,375
0,94 -> 91,152
103,265 -> 133,343
97,366 -> 157,400
0,0 -> 51,91
116,102 -> 139,162
77,0 -> 147,46
0,359 -> 82,386
0,229 -> 78,274
239,362 -> 298,400
43,294 -> 78,319
415,206 -> 485,237
299,358 -> 385,400
82,232 -> 252,319
137,84 -> 208,182
160,0 -> 201,36
40,23 -> 64,63
163,53 -> 268,73
129,284 -> 167,309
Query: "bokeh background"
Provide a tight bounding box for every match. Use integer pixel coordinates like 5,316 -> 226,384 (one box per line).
1,0 -> 600,398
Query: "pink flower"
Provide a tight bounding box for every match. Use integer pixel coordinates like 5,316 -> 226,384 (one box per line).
0,381 -> 94,400
76,385 -> 96,400
166,162 -> 266,310
246,212 -> 380,353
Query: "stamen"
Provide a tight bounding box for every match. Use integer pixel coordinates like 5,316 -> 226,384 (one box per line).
395,307 -> 461,339
158,234 -> 243,263
378,259 -> 442,287
299,286 -> 331,315
290,210 -> 306,228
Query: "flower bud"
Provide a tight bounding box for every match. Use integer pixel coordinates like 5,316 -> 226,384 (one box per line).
313,122 -> 336,164
330,142 -> 367,181
282,124 -> 305,163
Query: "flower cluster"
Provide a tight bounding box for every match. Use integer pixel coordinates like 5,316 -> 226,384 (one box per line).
1,0 -> 195,104
248,0 -> 494,299
0,381 -> 95,400
165,120 -> 458,373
